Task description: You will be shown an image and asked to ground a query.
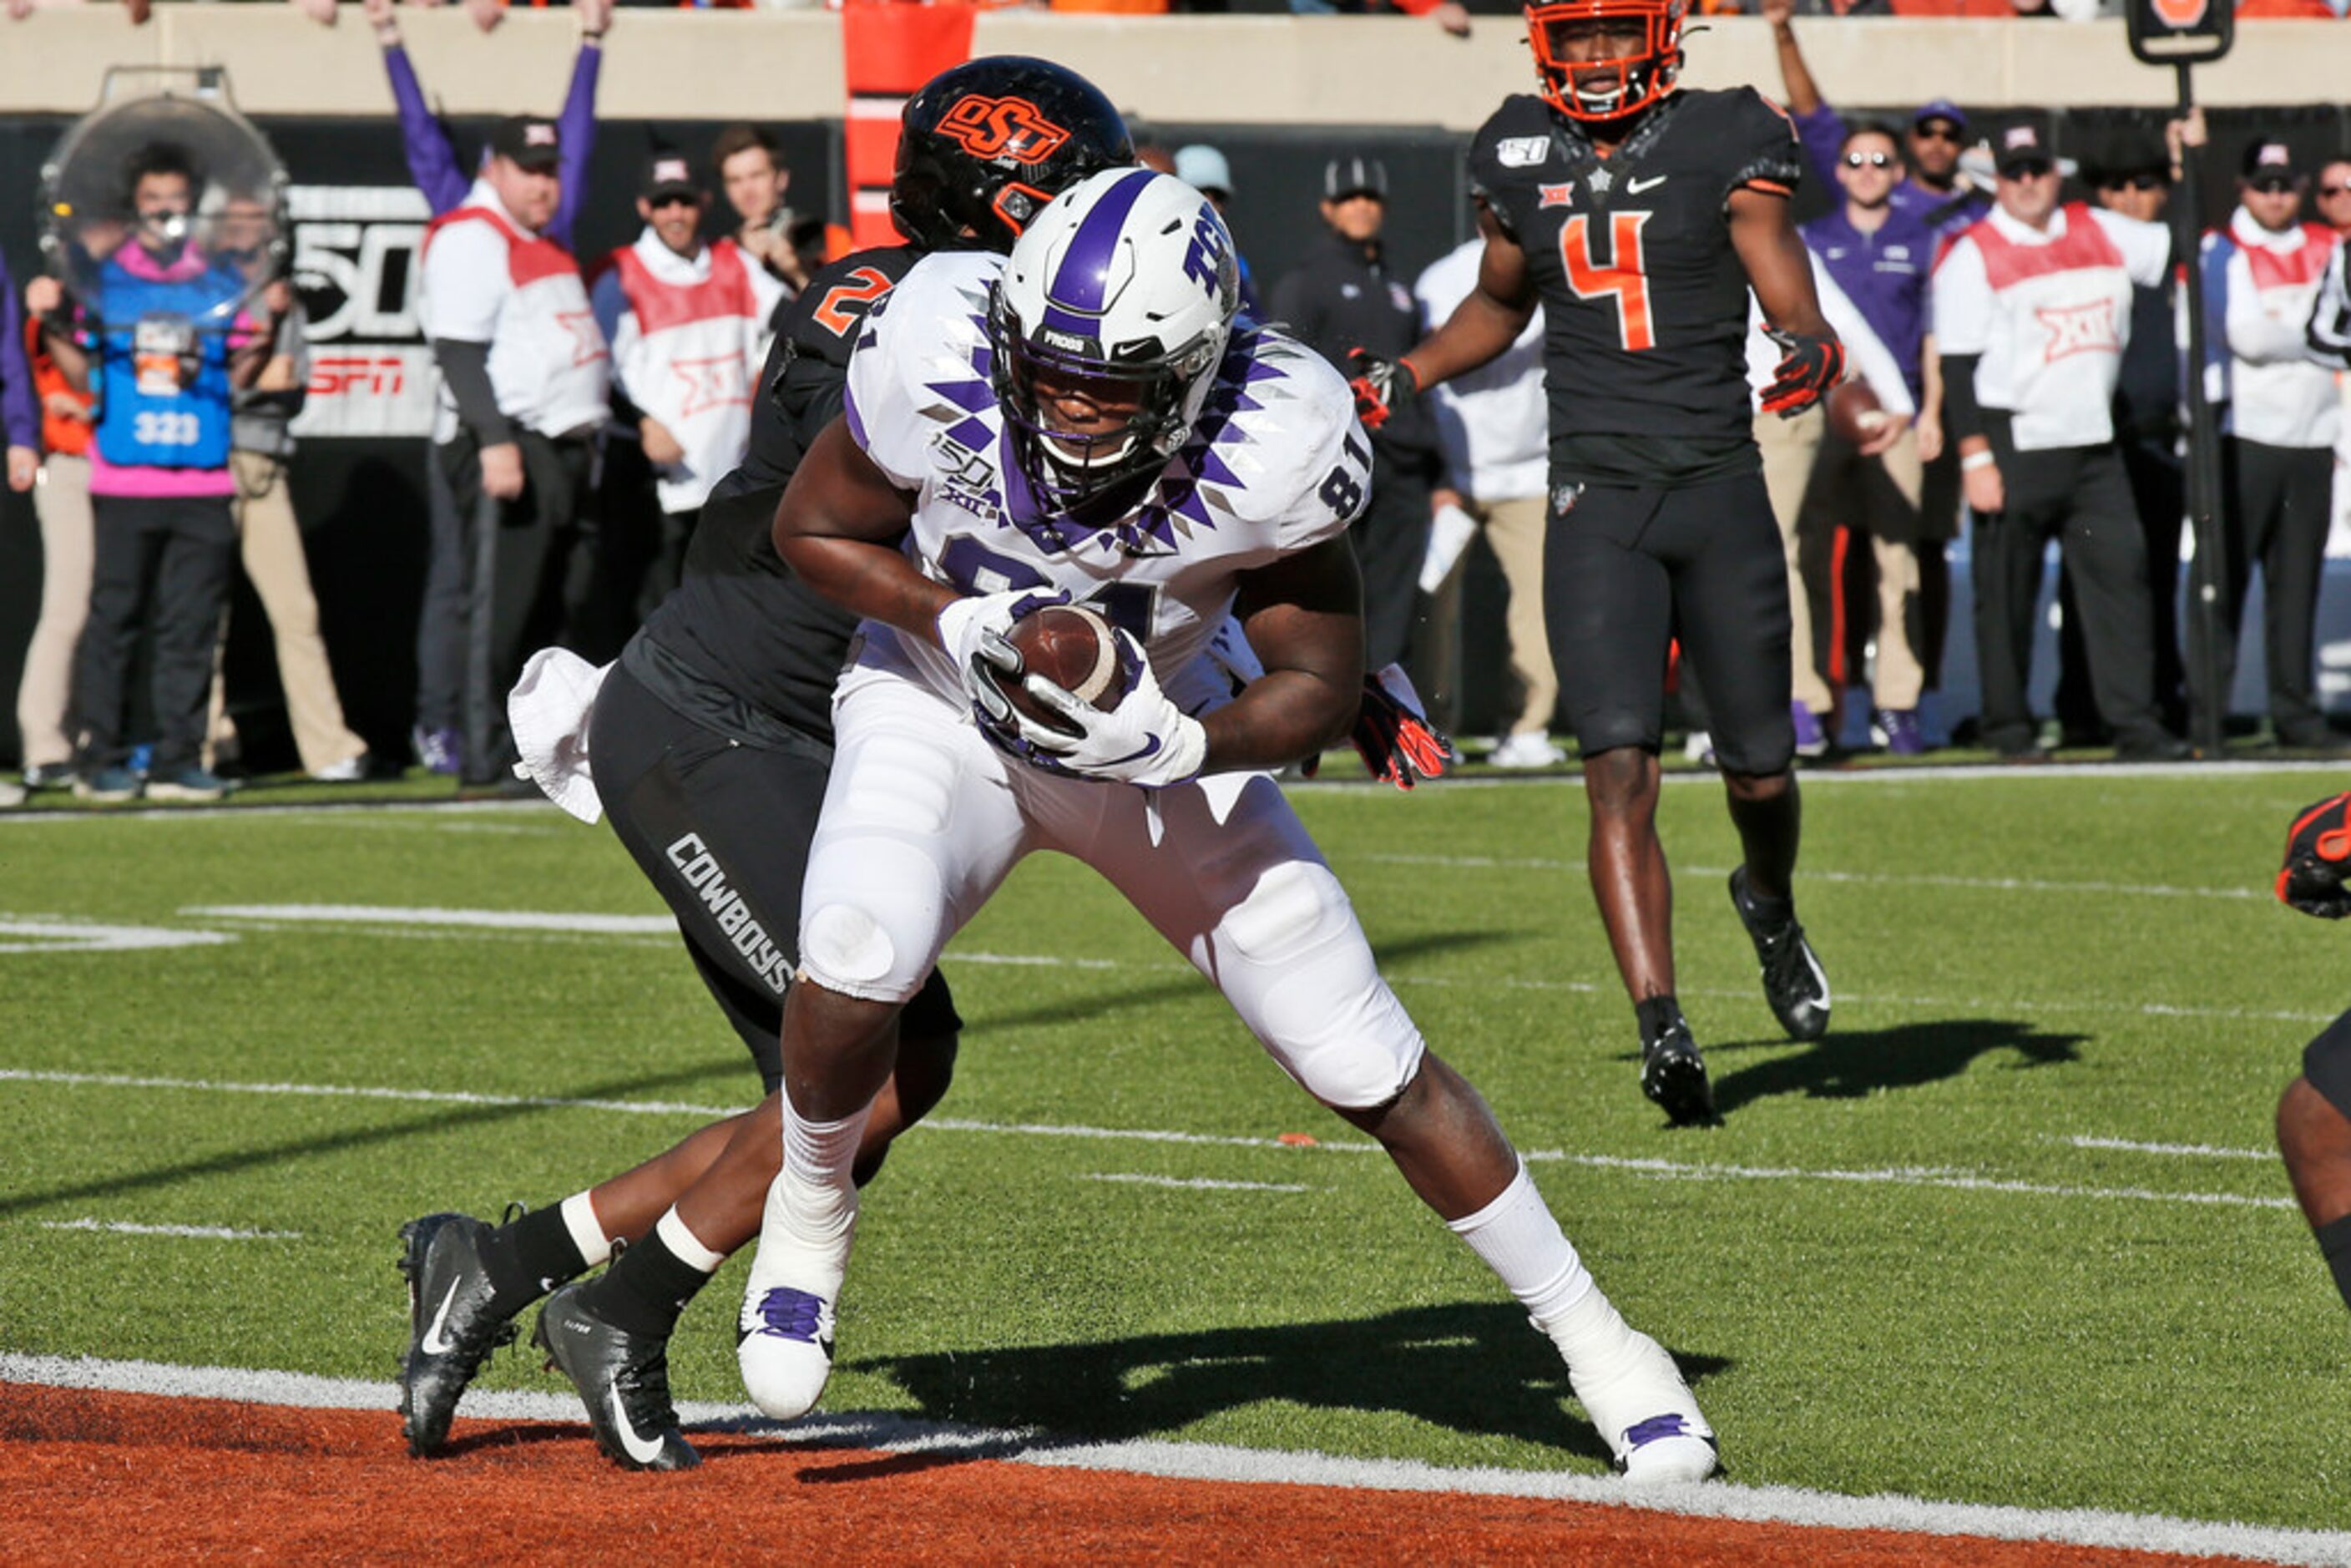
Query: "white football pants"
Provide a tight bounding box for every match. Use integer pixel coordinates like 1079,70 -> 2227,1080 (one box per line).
796,667 -> 1426,1110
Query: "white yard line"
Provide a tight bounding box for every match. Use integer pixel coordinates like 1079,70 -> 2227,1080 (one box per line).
1348,852 -> 2266,904
135,906 -> 2337,1026
0,1353 -> 2343,1565
0,918 -> 235,954
1079,1173 -> 1309,1194
38,1219 -> 299,1241
2066,1136 -> 2275,1161
185,904 -> 676,935
0,1071 -> 2290,1213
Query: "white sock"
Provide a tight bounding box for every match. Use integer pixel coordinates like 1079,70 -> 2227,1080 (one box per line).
780,1096 -> 869,1233
560,1191 -> 614,1270
1446,1160 -> 1597,1324
655,1206 -> 727,1274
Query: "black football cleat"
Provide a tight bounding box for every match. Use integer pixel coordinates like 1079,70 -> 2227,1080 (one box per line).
397,1211 -> 519,1456
533,1284 -> 700,1472
1639,1009 -> 1716,1126
1728,867 -> 1831,1043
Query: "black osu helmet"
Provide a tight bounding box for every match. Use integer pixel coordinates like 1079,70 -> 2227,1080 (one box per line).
890,56 -> 1135,255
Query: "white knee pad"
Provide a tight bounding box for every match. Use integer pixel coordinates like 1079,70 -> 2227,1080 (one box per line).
1214,858 -> 1424,1111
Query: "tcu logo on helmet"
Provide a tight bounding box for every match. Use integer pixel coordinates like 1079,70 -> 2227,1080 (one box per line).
938,95 -> 1073,164
1181,208 -> 1234,303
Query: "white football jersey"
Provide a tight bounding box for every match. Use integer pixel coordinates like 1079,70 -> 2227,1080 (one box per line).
841,250 -> 1371,712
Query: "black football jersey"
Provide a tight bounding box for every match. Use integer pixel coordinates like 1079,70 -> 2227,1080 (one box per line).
640,244 -> 922,743
1470,87 -> 1802,474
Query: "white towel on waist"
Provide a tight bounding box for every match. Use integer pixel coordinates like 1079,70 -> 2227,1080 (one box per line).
508,646 -> 611,824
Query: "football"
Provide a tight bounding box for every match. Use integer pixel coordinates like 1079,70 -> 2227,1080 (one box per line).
1827,377 -> 1889,447
1001,604 -> 1128,735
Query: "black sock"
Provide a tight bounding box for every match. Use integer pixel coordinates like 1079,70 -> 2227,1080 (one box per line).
479,1204 -> 591,1309
1635,994 -> 1683,1044
1738,873 -> 1793,925
579,1229 -> 713,1340
2318,1214 -> 2351,1316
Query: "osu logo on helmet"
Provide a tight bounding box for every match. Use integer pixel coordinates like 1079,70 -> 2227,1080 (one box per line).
937,94 -> 1073,164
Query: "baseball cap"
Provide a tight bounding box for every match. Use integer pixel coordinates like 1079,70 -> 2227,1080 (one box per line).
641,151 -> 700,202
1994,123 -> 2055,178
490,115 -> 561,173
2242,139 -> 2302,182
1323,155 -> 1389,202
1912,99 -> 1969,134
1175,144 -> 1235,199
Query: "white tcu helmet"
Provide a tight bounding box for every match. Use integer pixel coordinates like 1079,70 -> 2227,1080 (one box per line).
988,167 -> 1241,518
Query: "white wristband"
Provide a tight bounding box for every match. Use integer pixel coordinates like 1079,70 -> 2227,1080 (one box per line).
1960,450 -> 1997,472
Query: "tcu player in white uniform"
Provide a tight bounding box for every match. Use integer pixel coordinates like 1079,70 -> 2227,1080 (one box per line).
726,169 -> 1716,1480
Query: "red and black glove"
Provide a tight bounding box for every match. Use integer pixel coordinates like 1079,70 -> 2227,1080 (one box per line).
1350,664 -> 1455,791
1347,349 -> 1422,432
2280,792 -> 2351,918
1759,326 -> 1844,417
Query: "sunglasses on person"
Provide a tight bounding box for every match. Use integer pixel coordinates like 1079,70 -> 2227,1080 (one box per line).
1843,151 -> 1898,169
2323,184 -> 2351,200
2002,159 -> 2056,181
2247,176 -> 2300,196
2100,173 -> 2165,192
650,192 -> 702,210
1914,121 -> 1964,144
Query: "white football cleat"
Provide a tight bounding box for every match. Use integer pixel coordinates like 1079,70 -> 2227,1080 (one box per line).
736,1282 -> 837,1421
1569,1326 -> 1719,1484
735,1174 -> 856,1420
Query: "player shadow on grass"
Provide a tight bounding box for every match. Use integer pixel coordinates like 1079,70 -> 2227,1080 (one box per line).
1700,1019 -> 2087,1118
797,1302 -> 1731,1479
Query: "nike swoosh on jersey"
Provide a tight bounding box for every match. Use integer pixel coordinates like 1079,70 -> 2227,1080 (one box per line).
1627,175 -> 1669,195
606,1386 -> 669,1464
419,1280 -> 463,1356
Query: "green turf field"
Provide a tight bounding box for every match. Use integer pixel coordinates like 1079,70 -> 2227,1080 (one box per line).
2,766 -> 2343,1530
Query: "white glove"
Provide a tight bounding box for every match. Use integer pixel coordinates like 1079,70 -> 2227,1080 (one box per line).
934,586 -> 1069,727
1014,629 -> 1208,788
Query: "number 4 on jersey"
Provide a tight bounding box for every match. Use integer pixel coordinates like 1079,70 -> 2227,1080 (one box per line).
1560,212 -> 1656,352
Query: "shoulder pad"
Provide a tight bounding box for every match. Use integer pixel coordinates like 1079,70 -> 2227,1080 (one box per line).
783,245 -> 919,365
1469,95 -> 1565,187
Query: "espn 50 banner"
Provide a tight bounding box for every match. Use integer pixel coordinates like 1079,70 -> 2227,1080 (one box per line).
288,185 -> 437,440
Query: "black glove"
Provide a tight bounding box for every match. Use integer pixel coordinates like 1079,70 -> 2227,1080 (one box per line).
1347,348 -> 1421,432
1759,326 -> 1844,417
2281,792 -> 2351,918
1351,664 -> 1455,791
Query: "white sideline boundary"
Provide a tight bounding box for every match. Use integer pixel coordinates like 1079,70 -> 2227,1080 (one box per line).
39,1219 -> 298,1241
0,1070 -> 2296,1211
0,1353 -> 2342,1565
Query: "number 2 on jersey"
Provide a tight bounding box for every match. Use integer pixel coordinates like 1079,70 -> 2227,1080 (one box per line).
811,267 -> 894,338
1559,212 -> 1656,352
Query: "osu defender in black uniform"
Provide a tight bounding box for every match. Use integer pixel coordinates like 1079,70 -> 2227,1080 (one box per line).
393,58 -> 1132,1470
1352,0 -> 1844,1125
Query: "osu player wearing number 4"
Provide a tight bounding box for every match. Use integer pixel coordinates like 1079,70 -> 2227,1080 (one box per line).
720,166 -> 1718,1485
1352,0 -> 1841,1125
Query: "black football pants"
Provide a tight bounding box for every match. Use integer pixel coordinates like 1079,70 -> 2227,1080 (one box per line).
590,655 -> 961,1091
72,493 -> 238,774
2188,437 -> 2334,736
1545,468 -> 1795,777
1970,423 -> 2166,753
